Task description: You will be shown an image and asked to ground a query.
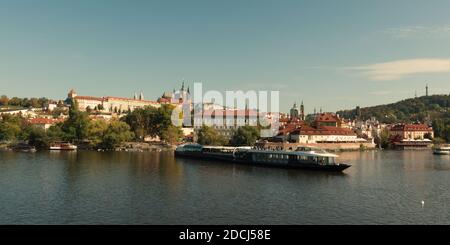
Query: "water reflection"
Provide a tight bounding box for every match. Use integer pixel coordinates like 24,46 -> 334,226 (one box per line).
1,149 -> 450,224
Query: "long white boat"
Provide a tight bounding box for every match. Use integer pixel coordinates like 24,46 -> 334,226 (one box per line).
433,144 -> 450,155
175,144 -> 351,172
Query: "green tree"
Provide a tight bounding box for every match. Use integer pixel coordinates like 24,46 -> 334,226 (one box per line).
161,125 -> 183,144
25,126 -> 49,149
47,123 -> 64,142
123,104 -> 175,141
0,121 -> 21,142
101,120 -> 134,149
61,99 -> 90,142
86,120 -> 109,147
196,125 -> 227,145
374,128 -> 391,149
230,126 -> 260,146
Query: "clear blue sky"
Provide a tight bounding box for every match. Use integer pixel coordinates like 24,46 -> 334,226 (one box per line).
1,0 -> 450,113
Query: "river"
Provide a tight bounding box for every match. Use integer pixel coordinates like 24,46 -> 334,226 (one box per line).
0,150 -> 449,224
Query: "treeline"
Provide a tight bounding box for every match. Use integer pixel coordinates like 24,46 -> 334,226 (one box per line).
0,95 -> 52,108
0,100 -> 184,149
337,94 -> 450,142
1,98 -> 263,149
196,125 -> 260,146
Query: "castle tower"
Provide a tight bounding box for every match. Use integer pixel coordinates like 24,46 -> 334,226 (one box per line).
300,101 -> 305,120
68,89 -> 77,98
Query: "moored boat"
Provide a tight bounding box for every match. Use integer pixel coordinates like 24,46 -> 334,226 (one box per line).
175,144 -> 351,172
49,141 -> 77,151
433,144 -> 450,155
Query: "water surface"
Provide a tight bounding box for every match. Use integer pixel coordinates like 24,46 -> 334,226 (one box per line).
0,150 -> 449,224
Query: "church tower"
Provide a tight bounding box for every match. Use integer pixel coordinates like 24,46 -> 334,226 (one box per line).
300,101 -> 305,120
290,102 -> 299,119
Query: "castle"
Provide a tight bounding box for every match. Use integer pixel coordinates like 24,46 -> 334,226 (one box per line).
66,82 -> 191,114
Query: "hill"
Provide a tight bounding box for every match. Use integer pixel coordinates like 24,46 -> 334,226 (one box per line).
336,94 -> 450,141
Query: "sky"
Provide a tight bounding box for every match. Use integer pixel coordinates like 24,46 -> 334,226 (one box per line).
1,0 -> 450,113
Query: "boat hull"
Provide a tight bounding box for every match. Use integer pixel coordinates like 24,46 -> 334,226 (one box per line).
174,151 -> 350,172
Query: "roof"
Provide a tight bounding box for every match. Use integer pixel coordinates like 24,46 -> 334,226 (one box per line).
75,96 -> 104,101
293,125 -> 356,136
315,113 -> 341,123
28,118 -> 64,125
390,124 -> 433,132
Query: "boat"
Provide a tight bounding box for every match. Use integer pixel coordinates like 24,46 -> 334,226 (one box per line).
175,144 -> 351,172
433,144 -> 450,155
49,141 -> 77,151
10,143 -> 37,153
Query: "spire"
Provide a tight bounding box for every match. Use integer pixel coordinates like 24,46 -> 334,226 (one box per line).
426,83 -> 429,96
187,86 -> 190,94
134,92 -> 138,100
181,81 -> 185,91
319,107 -> 322,114
139,92 -> 144,100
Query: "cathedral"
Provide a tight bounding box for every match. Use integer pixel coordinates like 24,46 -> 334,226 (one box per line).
289,101 -> 305,120
157,81 -> 191,104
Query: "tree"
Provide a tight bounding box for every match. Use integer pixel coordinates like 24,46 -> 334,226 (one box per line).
196,125 -> 227,145
0,121 -> 21,142
374,128 -> 391,149
26,126 -> 49,149
61,99 -> 90,142
161,125 -> 183,144
101,120 -> 134,149
86,119 -> 109,147
122,104 -> 175,141
230,126 -> 259,146
47,123 -> 64,142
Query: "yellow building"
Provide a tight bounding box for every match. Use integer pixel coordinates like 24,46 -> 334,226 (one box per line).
66,89 -> 160,113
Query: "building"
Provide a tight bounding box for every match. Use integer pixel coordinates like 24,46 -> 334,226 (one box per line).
389,123 -> 434,149
313,112 -> 342,127
28,118 -> 64,131
157,82 -> 191,105
193,109 -> 259,140
66,89 -> 161,113
280,125 -> 363,144
390,123 -> 434,140
289,101 -> 305,120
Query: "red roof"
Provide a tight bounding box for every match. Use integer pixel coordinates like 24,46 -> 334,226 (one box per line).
315,113 -> 341,123
75,96 -> 104,101
390,124 -> 433,132
288,125 -> 356,136
29,118 -> 64,125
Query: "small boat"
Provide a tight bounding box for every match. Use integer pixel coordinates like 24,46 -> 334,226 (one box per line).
49,141 -> 77,151
175,144 -> 351,172
433,144 -> 450,155
10,143 -> 37,153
